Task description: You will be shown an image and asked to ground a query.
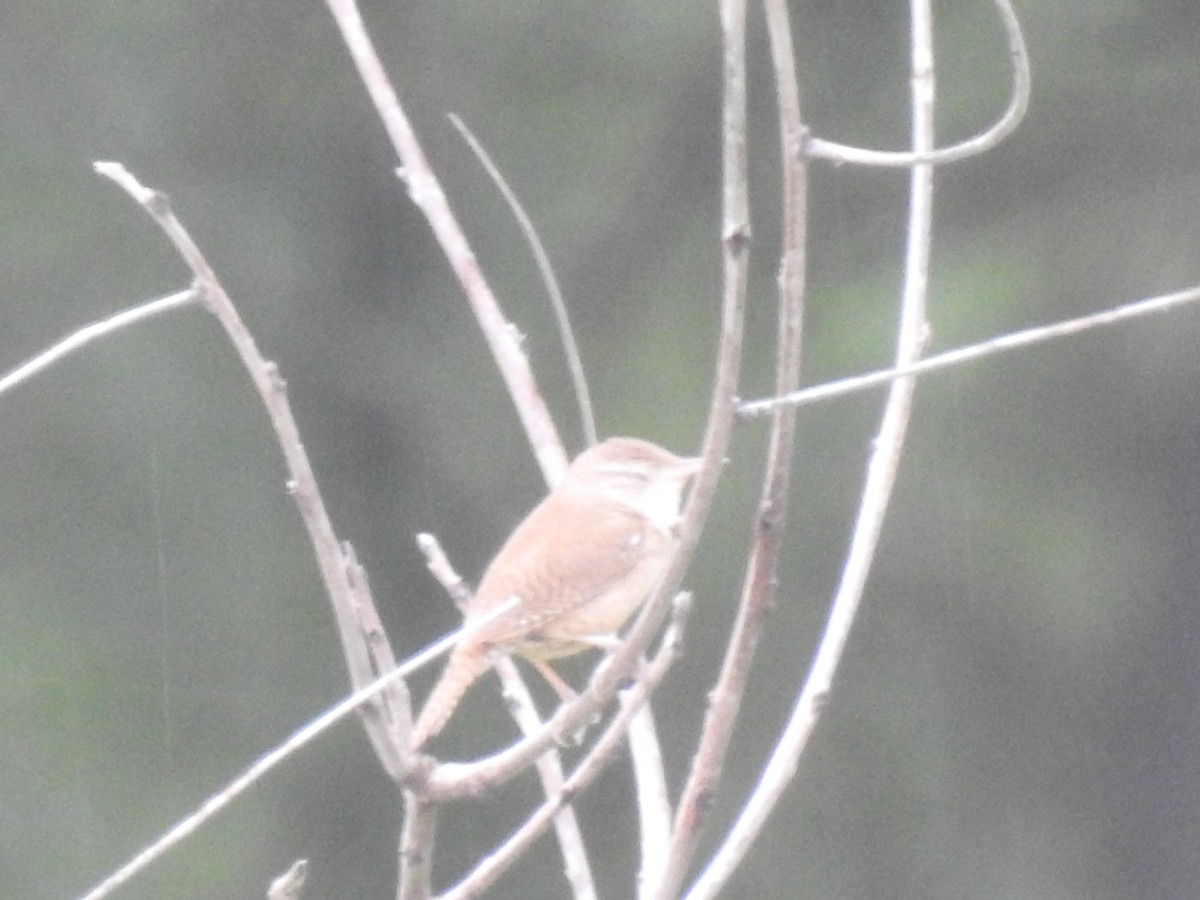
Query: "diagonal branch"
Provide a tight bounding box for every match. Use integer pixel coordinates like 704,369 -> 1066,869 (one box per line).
0,289 -> 198,400
92,161 -> 408,774
324,0 -> 568,483
737,282 -> 1200,417
76,609 -> 503,900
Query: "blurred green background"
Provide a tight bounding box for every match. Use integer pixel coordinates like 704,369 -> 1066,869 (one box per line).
3,1 -> 1200,897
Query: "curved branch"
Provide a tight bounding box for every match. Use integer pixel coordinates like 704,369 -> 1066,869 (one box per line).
448,114 -> 598,448
805,0 -> 1028,167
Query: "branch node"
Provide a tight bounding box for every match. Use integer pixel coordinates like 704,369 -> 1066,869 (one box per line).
264,361 -> 287,393
145,188 -> 172,218
721,223 -> 751,254
797,124 -> 813,158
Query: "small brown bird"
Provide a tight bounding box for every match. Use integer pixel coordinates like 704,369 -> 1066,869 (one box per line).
410,437 -> 701,748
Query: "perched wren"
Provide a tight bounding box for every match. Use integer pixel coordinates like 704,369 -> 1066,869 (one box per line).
410,437 -> 702,748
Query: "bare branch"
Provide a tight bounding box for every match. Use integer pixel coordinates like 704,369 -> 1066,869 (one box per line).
687,0 -> 936,893
0,289 -> 198,400
629,703 -> 672,894
76,615 -> 501,900
92,161 -> 410,768
448,114 -> 598,448
656,0 -> 807,890
805,0 -> 1028,167
415,532 -> 472,608
398,793 -> 436,900
738,283 -> 1200,417
323,0 -> 568,483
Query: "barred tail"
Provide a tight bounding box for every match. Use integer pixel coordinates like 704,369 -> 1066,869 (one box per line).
411,644 -> 490,748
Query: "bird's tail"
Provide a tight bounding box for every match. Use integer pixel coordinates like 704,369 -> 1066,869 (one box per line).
410,643 -> 491,748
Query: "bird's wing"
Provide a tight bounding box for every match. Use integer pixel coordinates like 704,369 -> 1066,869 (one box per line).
465,489 -> 668,646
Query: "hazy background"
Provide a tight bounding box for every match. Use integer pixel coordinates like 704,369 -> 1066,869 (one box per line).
3,1 -> 1200,897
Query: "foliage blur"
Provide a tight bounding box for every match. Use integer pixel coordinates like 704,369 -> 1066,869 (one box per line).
3,1 -> 1200,897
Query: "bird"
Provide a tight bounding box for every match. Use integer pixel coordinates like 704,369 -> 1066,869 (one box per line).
410,436 -> 702,749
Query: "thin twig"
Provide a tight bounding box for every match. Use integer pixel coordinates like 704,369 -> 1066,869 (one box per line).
448,114 -> 598,448
686,0 -> 936,893
416,533 -> 472,607
76,611 -> 508,900
0,289 -> 198,399
655,0 -> 808,891
323,0 -> 568,484
805,0 -> 1028,167
738,283 -> 1200,418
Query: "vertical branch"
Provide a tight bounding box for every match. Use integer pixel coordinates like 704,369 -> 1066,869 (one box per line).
397,793 -> 436,900
655,0 -> 806,891
684,0 -> 936,894
629,702 -> 672,893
